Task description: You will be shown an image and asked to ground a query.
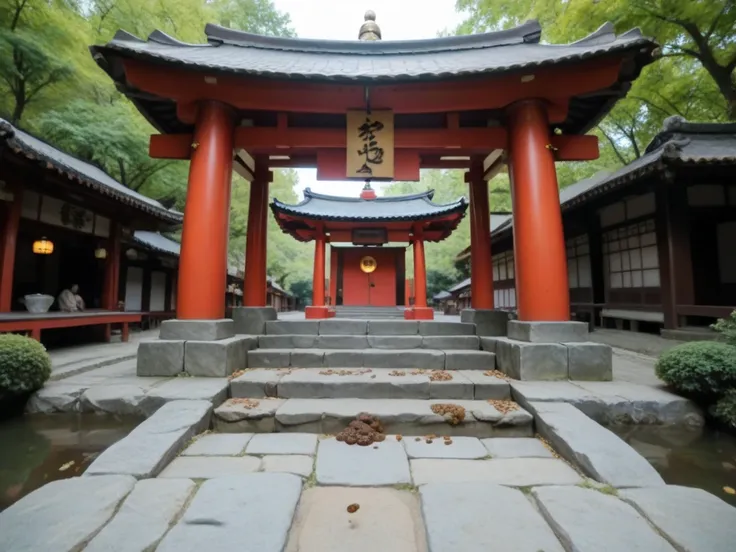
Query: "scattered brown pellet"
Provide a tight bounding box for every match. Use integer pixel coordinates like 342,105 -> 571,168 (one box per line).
430,404 -> 466,425
426,439 -> 434,444
395,435 -> 403,442
389,370 -> 406,377
347,503 -> 360,513
488,399 -> 520,414
483,369 -> 510,380
229,398 -> 260,409
444,439 -> 453,445
414,437 -> 421,442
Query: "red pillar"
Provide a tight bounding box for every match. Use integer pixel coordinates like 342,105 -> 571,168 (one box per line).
0,188 -> 22,312
103,223 -> 121,310
467,162 -> 494,310
306,233 -> 331,319
243,166 -> 271,307
507,100 -> 569,321
406,227 -> 433,320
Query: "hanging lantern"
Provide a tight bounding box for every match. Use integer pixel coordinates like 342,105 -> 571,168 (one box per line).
94,247 -> 107,259
125,248 -> 138,260
32,237 -> 54,255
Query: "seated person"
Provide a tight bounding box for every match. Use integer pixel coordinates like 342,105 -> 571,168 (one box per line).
57,284 -> 85,312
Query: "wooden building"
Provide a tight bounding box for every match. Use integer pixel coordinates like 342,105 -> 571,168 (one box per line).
456,118 -> 736,333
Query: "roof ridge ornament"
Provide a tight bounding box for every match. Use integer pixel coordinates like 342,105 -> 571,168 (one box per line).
359,10 -> 381,41
360,181 -> 378,200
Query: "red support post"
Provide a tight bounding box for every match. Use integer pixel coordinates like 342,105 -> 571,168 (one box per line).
506,100 -> 569,321
406,226 -> 433,320
243,165 -> 271,307
0,187 -> 22,312
103,223 -> 121,310
467,162 -> 494,309
177,101 -> 235,320
306,232 -> 330,319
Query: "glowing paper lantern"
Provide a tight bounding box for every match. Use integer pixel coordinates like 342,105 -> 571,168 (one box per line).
32,238 -> 54,255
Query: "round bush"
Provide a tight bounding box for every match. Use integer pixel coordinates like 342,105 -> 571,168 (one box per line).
0,334 -> 52,396
655,341 -> 736,400
710,390 -> 736,430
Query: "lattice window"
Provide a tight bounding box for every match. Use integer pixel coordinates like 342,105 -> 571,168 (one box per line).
602,219 -> 659,289
492,251 -> 514,282
566,234 -> 592,289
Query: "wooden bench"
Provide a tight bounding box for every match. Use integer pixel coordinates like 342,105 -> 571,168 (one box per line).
0,310 -> 143,342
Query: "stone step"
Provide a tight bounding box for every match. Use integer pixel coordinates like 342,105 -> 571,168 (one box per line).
265,319 -> 476,336
231,368 -> 511,400
247,348 -> 496,371
257,334 -> 481,350
213,398 -> 534,438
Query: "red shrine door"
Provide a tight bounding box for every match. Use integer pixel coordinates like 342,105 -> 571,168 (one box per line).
340,247 -> 403,307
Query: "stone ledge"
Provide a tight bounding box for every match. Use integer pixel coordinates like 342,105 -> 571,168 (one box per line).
185,336 -> 252,377
160,319 -> 235,341
137,340 -> 184,377
460,309 -> 509,336
507,320 -> 588,343
232,307 -> 277,335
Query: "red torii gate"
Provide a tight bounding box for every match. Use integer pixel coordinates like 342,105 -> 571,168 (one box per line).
90,15 -> 655,322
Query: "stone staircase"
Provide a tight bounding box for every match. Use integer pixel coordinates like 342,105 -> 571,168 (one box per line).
333,306 -> 406,319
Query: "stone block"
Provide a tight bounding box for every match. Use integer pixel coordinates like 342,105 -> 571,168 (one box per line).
528,401 -> 665,487
259,334 -> 318,348
567,342 -> 613,381
213,397 -> 284,433
156,474 -> 302,552
453,399 -> 534,436
25,382 -> 86,413
80,384 -> 146,416
185,336 -> 250,377
262,455 -> 313,478
421,335 -> 480,349
160,318 -> 235,341
367,320 -> 419,335
428,371 -> 474,400
411,458 -> 583,487
158,456 -> 262,478
420,482 -> 566,551
232,307 -> 277,335
418,321 -> 475,336
84,478 -> 196,552
139,378 -> 229,416
456,371 -> 511,400
403,436 -> 487,459
246,433 -> 318,455
248,349 -> 291,368
507,320 -> 588,343
367,335 -> 423,349
479,336 -> 502,353
290,350 -> 325,368
317,335 -> 369,349
482,437 -> 553,458
460,308 -> 509,336
323,349 -> 364,367
182,433 -> 253,456
362,349 -> 445,369
620,486 -> 736,552
319,319 -> 367,335
315,438 -> 411,486
444,350 -> 495,371
265,320 -> 319,335
136,340 -> 184,377
278,368 -> 429,399
85,401 -> 212,478
230,369 -> 284,398
496,338 -> 568,380
0,475 -> 136,552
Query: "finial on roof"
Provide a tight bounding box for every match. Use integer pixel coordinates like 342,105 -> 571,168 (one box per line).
360,181 -> 377,200
359,10 -> 381,41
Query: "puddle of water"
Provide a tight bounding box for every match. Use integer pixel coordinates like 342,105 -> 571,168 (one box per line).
0,413 -> 140,511
608,425 -> 736,506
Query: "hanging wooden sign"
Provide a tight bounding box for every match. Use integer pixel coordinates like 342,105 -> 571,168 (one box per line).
346,110 -> 394,179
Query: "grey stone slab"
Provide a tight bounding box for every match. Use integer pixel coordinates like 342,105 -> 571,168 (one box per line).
620,486 -> 736,552
136,340 -> 184,377
160,319 -> 235,341
367,335 -> 423,349
450,399 -> 534,433
262,455 -> 313,478
460,308 -> 510,336
248,348 -> 292,368
26,382 -> 86,413
316,438 -> 411,486
418,321 -> 475,336
533,486 -> 675,552
428,371 -> 474,400
85,400 -> 211,478
84,478 -> 196,552
213,397 -> 284,432
479,336 -> 501,353
567,342 -> 613,381
411,458 -> 583,486
158,456 -> 262,478
319,319 -> 367,335
139,378 -> 229,416
362,349 -> 445,369
80,384 -> 145,415
316,335 -> 370,349
182,433 -> 253,456
528,401 -> 665,487
185,336 -> 250,377
420,482 -> 565,552
0,475 -> 136,552
156,474 -> 302,552
403,436 -> 487,459
278,368 -> 430,399
507,320 -> 588,343
368,320 -> 419,335
323,349 -> 365,367
232,306 -> 277,334
444,350 -> 495,371
246,433 -> 318,455
496,337 -> 569,380
482,437 -> 553,458
421,335 -> 480,349
290,350 -> 325,368
230,368 -> 284,398
457,370 -> 511,399
266,320 -> 319,335
259,334 -> 318,348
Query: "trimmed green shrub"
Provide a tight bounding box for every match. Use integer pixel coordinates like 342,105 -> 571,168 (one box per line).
711,390 -> 736,430
712,311 -> 736,347
655,341 -> 736,401
0,334 -> 52,396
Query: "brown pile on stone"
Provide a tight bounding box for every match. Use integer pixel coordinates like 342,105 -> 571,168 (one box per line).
319,369 -> 372,376
335,414 -> 386,446
388,370 -> 407,377
488,399 -> 520,414
430,403 -> 466,425
483,369 -> 510,380
229,398 -> 260,409
228,368 -> 252,380
408,369 -> 453,381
